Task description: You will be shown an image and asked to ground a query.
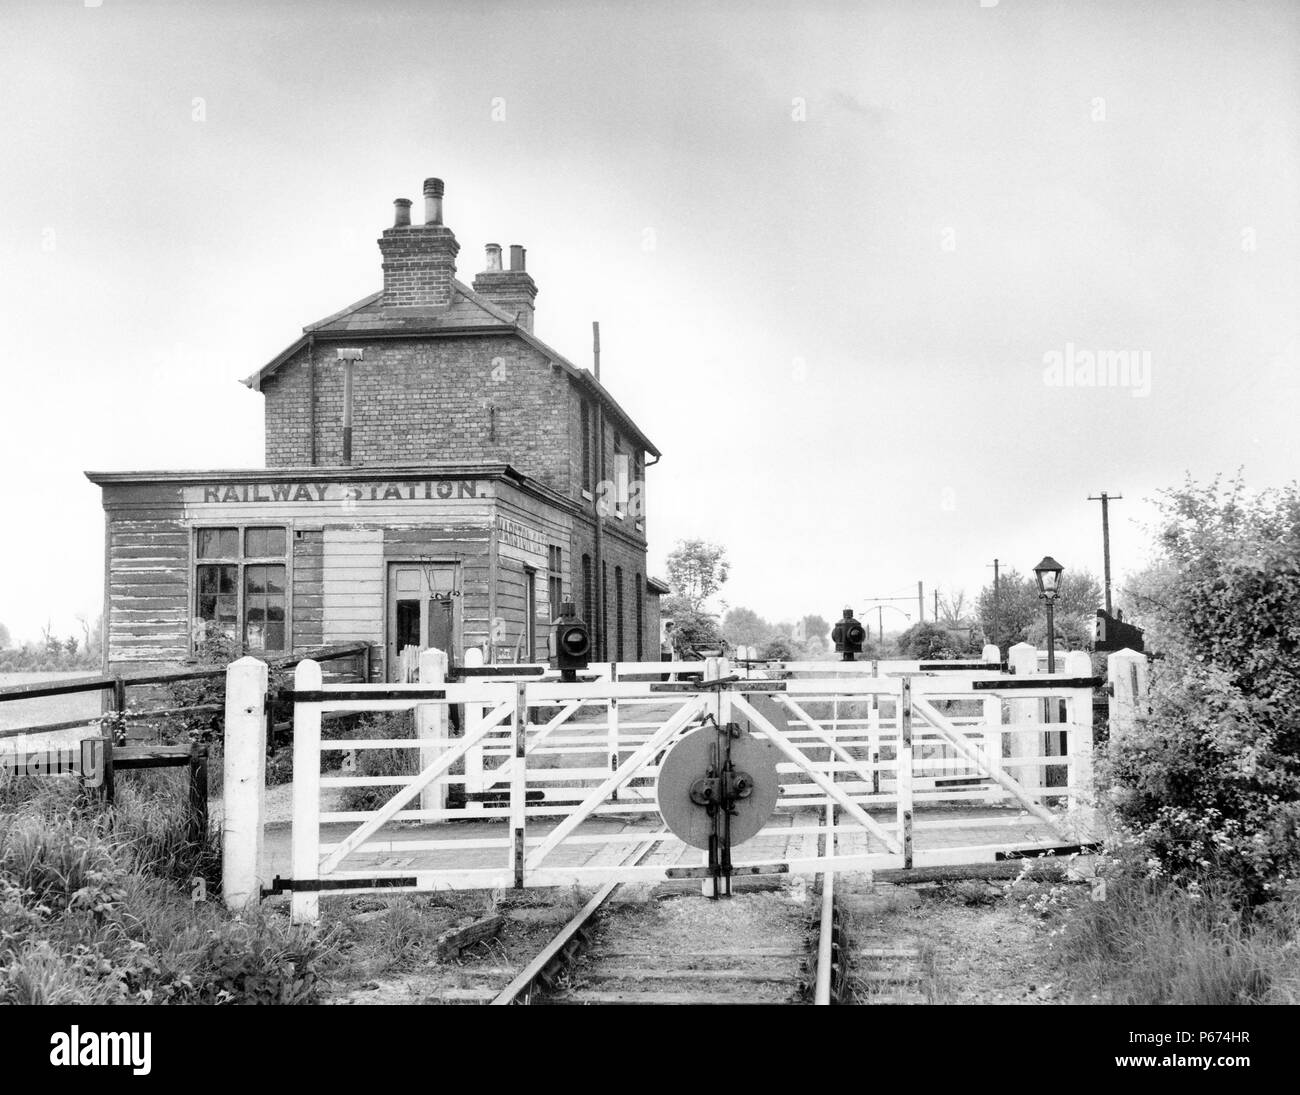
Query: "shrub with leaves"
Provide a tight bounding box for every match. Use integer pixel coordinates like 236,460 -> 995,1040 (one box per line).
1107,477 -> 1300,903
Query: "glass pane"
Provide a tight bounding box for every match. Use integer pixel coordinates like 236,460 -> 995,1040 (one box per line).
396,600 -> 421,650
265,622 -> 285,650
198,594 -> 216,620
245,566 -> 265,596
247,604 -> 265,626
198,528 -> 238,559
267,600 -> 285,623
218,566 -> 237,595
197,566 -> 216,594
264,565 -> 285,596
246,527 -> 286,557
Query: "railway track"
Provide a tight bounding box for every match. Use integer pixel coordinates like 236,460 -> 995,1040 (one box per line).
490,850 -> 849,1005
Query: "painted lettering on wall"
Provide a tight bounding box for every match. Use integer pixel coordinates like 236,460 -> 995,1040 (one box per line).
496,515 -> 546,557
187,480 -> 484,504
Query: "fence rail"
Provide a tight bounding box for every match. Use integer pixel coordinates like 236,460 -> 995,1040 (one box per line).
0,643 -> 371,742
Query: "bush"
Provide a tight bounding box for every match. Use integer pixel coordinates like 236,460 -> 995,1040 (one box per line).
895,622 -> 964,659
1106,477 -> 1300,903
194,914 -> 329,1004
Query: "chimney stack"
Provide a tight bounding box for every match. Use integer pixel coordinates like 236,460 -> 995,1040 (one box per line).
423,177 -> 444,225
378,175 -> 459,308
473,240 -> 538,332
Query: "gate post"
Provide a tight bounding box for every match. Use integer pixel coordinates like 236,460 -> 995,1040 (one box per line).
223,656 -> 267,912
418,647 -> 449,813
462,646 -> 485,808
1107,648 -> 1149,744
291,659 -> 322,925
1064,650 -> 1095,831
1007,642 -> 1041,800
897,677 -> 913,869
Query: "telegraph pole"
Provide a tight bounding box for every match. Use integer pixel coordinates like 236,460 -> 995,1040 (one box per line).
1088,492 -> 1122,614
917,580 -> 924,623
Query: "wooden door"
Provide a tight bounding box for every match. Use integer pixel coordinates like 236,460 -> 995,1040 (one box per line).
386,563 -> 460,680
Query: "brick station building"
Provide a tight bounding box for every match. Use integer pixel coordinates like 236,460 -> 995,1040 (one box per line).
87,176 -> 666,679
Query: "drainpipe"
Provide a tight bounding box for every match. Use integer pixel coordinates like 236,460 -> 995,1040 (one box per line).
307,334 -> 317,465
337,348 -> 363,463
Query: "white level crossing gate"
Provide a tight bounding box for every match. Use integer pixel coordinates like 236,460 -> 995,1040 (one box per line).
219,644 -> 1103,924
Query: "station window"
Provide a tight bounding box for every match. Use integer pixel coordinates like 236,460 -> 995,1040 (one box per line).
615,566 -> 624,662
547,545 -> 563,622
194,526 -> 287,652
635,573 -> 644,661
581,401 -> 593,493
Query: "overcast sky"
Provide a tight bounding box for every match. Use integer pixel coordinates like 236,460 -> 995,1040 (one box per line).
1,0 -> 1297,643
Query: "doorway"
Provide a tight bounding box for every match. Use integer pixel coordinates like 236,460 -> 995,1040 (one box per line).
386,561 -> 460,680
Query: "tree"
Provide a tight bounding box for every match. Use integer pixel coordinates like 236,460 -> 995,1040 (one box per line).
722,606 -> 771,648
665,539 -> 730,613
0,621 -> 10,649
976,568 -> 1102,652
936,588 -> 969,627
976,569 -> 1038,652
64,636 -> 79,656
661,596 -> 722,646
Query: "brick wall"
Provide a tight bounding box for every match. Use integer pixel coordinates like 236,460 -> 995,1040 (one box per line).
263,335 -> 575,494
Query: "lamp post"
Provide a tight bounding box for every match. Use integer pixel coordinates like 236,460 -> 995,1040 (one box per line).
1033,555 -> 1065,673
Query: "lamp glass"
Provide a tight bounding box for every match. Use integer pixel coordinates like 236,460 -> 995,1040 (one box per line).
1033,556 -> 1064,601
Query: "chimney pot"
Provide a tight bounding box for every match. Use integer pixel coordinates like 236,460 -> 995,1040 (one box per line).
484,243 -> 503,271
423,177 -> 445,225
509,244 -> 526,272
393,198 -> 412,227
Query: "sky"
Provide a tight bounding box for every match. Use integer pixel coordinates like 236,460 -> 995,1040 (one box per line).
0,0 -> 1297,643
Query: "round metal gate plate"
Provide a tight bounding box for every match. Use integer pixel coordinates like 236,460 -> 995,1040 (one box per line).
656,726 -> 780,850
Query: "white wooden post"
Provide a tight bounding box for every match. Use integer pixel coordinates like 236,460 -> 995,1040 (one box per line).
222,656 -> 267,912
511,682 -> 528,887
1064,650 -> 1095,831
897,677 -> 913,869
1007,642 -> 1040,799
418,647 -> 449,813
1108,648 -> 1149,744
290,659 -> 322,925
462,646 -> 485,806
607,662 -> 620,798
980,641 -> 1004,799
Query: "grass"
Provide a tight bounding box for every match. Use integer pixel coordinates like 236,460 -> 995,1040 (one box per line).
1052,870 -> 1300,1004
0,766 -> 333,1004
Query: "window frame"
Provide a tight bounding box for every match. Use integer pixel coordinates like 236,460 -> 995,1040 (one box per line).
191,523 -> 292,655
